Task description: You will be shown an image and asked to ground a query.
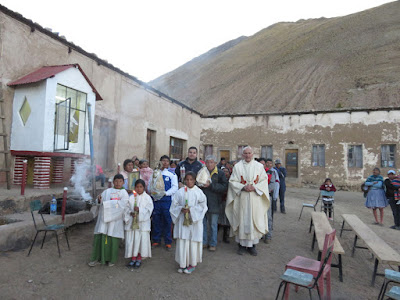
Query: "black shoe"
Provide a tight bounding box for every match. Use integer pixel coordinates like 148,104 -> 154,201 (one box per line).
237,245 -> 246,255
390,225 -> 397,229
281,210 -> 286,214
134,260 -> 141,269
247,246 -> 257,256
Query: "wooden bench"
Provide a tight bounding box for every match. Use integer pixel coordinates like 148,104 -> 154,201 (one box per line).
310,212 -> 345,282
340,214 -> 400,286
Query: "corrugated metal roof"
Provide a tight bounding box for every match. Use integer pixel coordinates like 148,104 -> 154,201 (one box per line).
7,64 -> 103,101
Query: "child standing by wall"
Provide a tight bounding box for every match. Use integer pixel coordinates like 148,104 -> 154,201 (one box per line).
88,174 -> 129,267
124,179 -> 154,268
139,159 -> 153,195
319,178 -> 336,220
170,172 -> 208,274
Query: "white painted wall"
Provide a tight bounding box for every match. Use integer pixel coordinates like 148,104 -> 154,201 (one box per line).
10,81 -> 47,151
10,67 -> 96,155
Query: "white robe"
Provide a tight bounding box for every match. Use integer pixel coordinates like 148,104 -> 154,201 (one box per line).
226,159 -> 270,247
170,186 -> 208,268
94,188 -> 129,239
124,192 -> 154,258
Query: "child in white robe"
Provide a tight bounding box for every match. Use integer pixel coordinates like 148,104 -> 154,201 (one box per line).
170,172 -> 208,274
124,179 -> 154,268
88,174 -> 129,267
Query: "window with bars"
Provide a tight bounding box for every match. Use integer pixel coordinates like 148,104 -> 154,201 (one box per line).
261,145 -> 273,159
170,137 -> 185,161
312,145 -> 325,167
348,145 -> 363,168
381,144 -> 396,168
204,145 -> 213,158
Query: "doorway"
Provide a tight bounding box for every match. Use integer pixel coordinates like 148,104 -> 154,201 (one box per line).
146,129 -> 156,166
285,149 -> 298,178
219,150 -> 230,162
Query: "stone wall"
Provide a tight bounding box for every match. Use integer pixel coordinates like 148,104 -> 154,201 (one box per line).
200,110 -> 400,190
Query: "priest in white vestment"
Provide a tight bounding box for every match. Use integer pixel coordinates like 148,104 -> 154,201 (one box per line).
226,146 -> 270,256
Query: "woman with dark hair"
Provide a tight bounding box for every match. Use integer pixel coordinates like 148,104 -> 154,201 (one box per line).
364,167 -> 388,225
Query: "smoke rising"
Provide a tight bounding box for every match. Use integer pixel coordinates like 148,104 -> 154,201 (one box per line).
70,158 -> 92,201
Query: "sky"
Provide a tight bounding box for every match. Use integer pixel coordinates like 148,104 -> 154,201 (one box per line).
0,0 -> 394,82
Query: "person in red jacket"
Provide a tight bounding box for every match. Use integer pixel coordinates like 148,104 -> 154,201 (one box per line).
319,178 -> 336,219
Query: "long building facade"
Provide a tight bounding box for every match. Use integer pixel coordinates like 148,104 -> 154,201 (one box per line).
200,109 -> 400,190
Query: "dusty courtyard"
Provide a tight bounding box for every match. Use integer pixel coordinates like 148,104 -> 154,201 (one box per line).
1,187 -> 399,300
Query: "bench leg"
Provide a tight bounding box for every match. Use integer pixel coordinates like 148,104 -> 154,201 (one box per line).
338,254 -> 343,282
371,258 -> 379,286
309,219 -> 313,233
351,235 -> 358,257
317,250 -> 321,261
311,231 -> 316,252
340,220 -> 345,237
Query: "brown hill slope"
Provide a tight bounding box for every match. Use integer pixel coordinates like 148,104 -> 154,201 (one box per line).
149,1 -> 400,115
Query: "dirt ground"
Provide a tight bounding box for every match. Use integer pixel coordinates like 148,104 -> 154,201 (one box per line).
1,187 -> 399,300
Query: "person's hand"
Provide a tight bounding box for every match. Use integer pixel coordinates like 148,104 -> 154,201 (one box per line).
247,185 -> 255,192
97,195 -> 102,204
130,212 -> 135,217
203,182 -> 210,188
127,189 -> 133,194
181,208 -> 190,214
134,207 -> 139,212
326,187 -> 331,191
178,182 -> 184,188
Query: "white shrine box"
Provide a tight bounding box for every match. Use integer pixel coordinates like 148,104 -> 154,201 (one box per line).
8,64 -> 102,188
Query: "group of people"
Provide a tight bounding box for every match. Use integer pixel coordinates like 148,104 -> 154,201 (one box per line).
364,168 -> 400,229
88,146 -> 281,273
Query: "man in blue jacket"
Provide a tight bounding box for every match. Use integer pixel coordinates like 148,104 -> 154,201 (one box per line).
152,155 -> 178,251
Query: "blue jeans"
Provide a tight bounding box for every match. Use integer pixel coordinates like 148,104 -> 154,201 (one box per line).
203,213 -> 219,247
152,200 -> 172,245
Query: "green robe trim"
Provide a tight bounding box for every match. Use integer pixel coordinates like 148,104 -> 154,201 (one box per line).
90,234 -> 121,264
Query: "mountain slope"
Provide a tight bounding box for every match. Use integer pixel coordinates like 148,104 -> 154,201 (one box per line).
149,1 -> 400,115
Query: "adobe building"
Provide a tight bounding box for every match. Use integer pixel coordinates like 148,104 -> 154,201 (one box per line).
0,5 -> 201,188
200,108 -> 400,190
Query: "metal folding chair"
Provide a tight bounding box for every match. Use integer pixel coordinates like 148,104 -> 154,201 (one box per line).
378,269 -> 400,300
298,194 -> 320,221
320,190 -> 335,222
27,200 -> 70,257
275,233 -> 335,300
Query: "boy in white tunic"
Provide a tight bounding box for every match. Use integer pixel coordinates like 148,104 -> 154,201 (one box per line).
88,174 -> 129,267
124,179 -> 154,268
170,172 -> 208,274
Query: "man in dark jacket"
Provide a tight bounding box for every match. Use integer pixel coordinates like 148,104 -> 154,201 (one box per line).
385,170 -> 400,230
274,159 -> 287,213
201,155 -> 228,251
175,146 -> 203,186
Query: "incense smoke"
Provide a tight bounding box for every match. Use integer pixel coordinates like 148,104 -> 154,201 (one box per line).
70,159 -> 92,201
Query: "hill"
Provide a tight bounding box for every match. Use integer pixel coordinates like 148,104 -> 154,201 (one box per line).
149,1 -> 400,115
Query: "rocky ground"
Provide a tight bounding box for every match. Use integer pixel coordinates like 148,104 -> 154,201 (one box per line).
1,187 -> 399,300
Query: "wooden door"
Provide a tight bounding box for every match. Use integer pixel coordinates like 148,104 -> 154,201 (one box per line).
285,149 -> 298,178
219,150 -> 230,161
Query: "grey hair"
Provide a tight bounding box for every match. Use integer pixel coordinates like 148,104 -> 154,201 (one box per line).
205,155 -> 217,162
242,146 -> 253,154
